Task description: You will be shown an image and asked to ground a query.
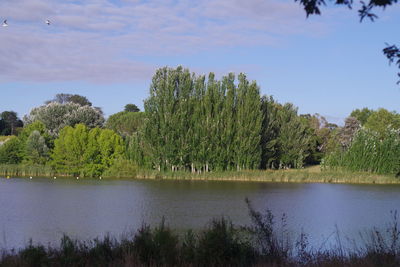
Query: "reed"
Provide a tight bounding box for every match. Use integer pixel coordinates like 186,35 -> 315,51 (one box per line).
133,166 -> 399,184
323,129 -> 400,176
1,163 -> 398,184
0,164 -> 54,177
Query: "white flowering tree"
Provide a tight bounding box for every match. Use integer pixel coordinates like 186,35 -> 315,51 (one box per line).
24,102 -> 104,137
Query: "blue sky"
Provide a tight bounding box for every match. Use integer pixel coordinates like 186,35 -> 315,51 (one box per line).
0,0 -> 399,125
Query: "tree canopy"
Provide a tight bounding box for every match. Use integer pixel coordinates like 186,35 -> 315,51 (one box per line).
124,104 -> 140,112
24,102 -> 105,136
46,93 -> 93,106
0,111 -> 23,135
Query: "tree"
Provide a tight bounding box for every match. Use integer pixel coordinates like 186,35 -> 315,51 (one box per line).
46,93 -> 92,106
296,0 -> 400,83
276,103 -> 310,168
0,136 -> 23,164
144,66 -> 265,172
52,124 -> 124,177
0,111 -> 23,135
105,111 -> 145,137
24,102 -> 104,136
124,104 -> 140,112
235,73 -> 262,170
25,130 -> 49,164
52,124 -> 89,175
350,108 -> 374,126
339,116 -> 361,149
364,108 -> 400,138
260,96 -> 281,169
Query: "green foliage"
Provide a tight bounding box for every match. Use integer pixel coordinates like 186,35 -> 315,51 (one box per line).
103,158 -> 138,178
52,124 -> 88,175
197,217 -> 256,266
0,111 -> 23,135
51,124 -> 124,177
20,241 -> 49,266
260,96 -> 280,169
25,130 -> 49,164
0,136 -> 23,164
124,103 -> 140,112
125,133 -> 152,168
144,66 -> 263,172
46,93 -> 93,106
133,219 -> 179,266
364,108 -> 400,138
105,111 -> 145,137
351,107 -> 374,125
275,104 -> 310,168
323,128 -> 400,175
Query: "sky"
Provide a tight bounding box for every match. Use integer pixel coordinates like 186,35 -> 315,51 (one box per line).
0,0 -> 399,125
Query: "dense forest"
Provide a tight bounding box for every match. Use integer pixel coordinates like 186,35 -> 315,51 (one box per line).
1,67 -> 400,177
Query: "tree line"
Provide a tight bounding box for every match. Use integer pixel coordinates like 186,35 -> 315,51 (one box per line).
0,67 -> 399,177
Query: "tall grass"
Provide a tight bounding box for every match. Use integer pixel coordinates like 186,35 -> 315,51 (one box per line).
0,164 -> 54,177
2,163 -> 398,184
323,129 -> 400,175
0,136 -> 11,143
133,166 -> 398,184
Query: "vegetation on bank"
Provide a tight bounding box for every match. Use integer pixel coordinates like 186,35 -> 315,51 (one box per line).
1,201 -> 400,267
1,165 -> 399,185
1,68 -> 400,179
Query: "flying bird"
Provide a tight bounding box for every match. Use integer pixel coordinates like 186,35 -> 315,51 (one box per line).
45,19 -> 50,25
2,20 -> 8,27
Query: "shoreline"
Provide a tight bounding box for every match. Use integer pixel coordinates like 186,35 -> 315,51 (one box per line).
1,165 -> 399,185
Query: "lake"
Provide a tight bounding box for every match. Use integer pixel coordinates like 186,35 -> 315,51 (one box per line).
1,177 -> 399,251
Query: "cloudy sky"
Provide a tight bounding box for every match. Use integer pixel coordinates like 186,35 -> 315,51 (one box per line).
1,0 -> 399,124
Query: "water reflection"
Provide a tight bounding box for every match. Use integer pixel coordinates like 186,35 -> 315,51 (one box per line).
0,178 -> 399,250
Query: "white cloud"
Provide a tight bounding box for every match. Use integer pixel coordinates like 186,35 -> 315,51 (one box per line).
0,0 -> 328,83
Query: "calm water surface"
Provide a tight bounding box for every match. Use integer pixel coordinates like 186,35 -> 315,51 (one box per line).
1,177 -> 400,250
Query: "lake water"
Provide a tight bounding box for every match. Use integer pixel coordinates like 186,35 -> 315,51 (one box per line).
1,177 -> 400,251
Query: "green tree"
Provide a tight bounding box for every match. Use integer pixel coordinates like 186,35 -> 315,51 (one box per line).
0,111 -> 23,135
276,103 -> 310,168
364,108 -> 400,138
124,104 -> 140,112
144,67 -> 266,172
350,108 -> 374,126
0,137 -> 23,164
52,124 -> 89,175
235,74 -> 262,170
105,111 -> 145,137
46,93 -> 93,106
260,96 -> 281,169
25,130 -> 49,164
52,124 -> 125,177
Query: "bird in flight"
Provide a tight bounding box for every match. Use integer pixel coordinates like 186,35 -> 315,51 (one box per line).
45,19 -> 50,25
2,20 -> 8,27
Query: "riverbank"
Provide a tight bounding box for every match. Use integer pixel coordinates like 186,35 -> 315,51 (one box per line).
133,166 -> 400,184
0,164 -> 399,184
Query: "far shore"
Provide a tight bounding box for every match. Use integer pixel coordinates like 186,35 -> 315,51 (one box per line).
1,165 -> 399,185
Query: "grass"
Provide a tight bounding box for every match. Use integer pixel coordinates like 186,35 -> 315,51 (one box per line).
0,136 -> 11,143
1,201 -> 400,266
1,164 -> 399,184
